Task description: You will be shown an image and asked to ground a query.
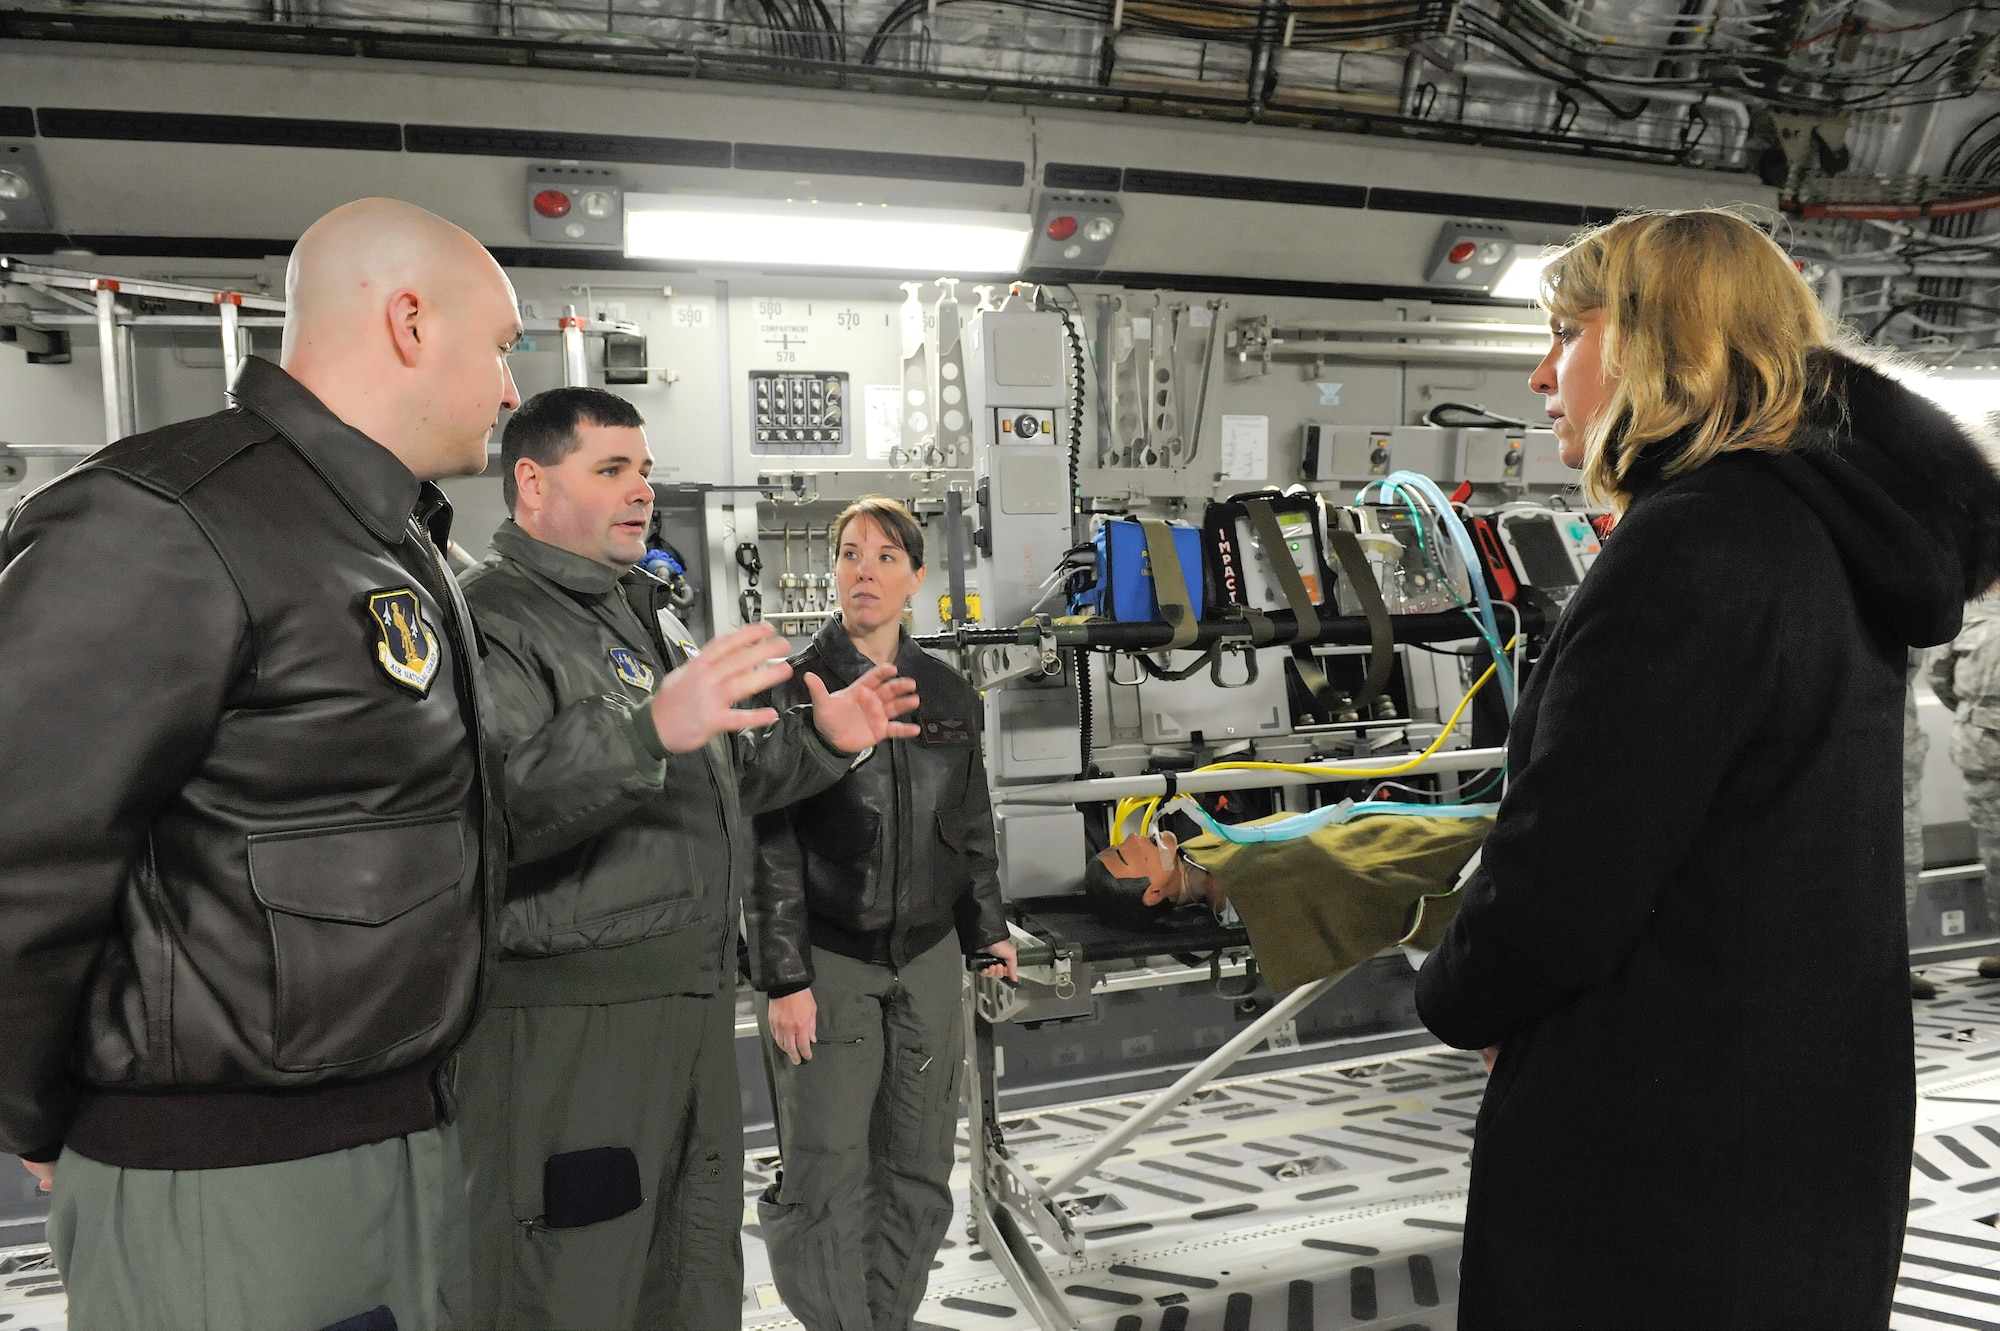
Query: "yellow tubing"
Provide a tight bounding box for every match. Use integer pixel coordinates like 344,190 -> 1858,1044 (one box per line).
1111,642 -> 1511,838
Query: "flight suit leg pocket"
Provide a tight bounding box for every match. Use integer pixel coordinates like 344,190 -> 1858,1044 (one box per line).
885,1042 -> 959,1183
673,1151 -> 735,1278
542,1146 -> 644,1230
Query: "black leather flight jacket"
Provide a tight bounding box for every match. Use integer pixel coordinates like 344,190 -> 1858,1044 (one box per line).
747,619 -> 1009,995
0,357 -> 497,1170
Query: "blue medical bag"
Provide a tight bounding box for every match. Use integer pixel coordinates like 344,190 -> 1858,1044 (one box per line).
1078,518 -> 1205,623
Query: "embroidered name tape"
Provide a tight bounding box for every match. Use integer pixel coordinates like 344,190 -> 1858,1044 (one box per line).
922,716 -> 973,746
366,587 -> 441,697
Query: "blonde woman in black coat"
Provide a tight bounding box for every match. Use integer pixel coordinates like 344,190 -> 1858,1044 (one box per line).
1417,209 -> 2000,1329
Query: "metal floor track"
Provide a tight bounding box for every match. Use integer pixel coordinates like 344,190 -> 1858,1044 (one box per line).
15,963 -> 2000,1330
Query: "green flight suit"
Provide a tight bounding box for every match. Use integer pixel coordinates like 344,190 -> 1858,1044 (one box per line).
49,1126 -> 465,1331
456,522 -> 852,1330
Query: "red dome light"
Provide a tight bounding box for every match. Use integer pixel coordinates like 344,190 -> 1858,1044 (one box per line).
1446,239 -> 1476,265
533,189 -> 573,219
1045,214 -> 1079,241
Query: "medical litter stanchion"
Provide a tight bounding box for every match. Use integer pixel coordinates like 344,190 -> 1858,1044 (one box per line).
217,292 -> 244,403
962,968 -> 1084,1331
92,278 -> 125,445
1040,972 -> 1341,1198
560,309 -> 589,387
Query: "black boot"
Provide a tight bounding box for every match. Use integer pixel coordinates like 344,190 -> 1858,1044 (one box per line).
1913,971 -> 1940,999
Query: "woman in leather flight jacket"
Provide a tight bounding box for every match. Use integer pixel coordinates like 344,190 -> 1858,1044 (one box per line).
747,497 -> 1014,1331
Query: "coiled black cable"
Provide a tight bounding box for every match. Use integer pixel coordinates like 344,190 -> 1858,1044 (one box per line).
1055,301 -> 1093,778
1056,305 -> 1087,544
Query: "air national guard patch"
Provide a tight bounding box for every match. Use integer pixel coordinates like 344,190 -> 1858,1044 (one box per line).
609,647 -> 657,692
366,587 -> 441,697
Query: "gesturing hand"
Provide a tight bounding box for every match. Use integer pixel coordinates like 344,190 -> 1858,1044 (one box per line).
647,621 -> 794,754
805,664 -> 921,755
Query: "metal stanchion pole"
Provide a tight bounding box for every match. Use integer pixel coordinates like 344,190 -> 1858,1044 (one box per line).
92,280 -> 123,445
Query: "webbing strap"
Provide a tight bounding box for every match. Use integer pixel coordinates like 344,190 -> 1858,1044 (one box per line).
1323,525 -> 1394,710
1137,643 -> 1220,681
1243,500 -> 1320,645
945,488 -> 970,624
1284,649 -> 1344,721
1137,518 -> 1200,651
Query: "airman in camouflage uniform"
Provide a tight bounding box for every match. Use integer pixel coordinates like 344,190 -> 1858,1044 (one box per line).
1930,593 -> 2000,978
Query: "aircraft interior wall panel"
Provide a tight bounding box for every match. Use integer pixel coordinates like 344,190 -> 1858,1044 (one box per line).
1025,103 -> 1775,216
0,45 -> 1772,266
506,275 -> 732,490
720,283 -> 910,480
0,274 -> 1564,525
0,43 -> 1037,157
1403,366 -> 1548,439
0,340 -> 103,449
1099,195 -> 1425,288
22,137 -> 519,248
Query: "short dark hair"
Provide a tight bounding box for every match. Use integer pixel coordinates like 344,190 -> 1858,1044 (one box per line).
500,387 -> 646,510
831,495 -> 925,570
1083,856 -> 1174,929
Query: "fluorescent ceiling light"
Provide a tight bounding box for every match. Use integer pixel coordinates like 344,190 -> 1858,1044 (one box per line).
1492,246 -> 1550,302
1920,373 -> 2000,420
625,195 -> 1032,275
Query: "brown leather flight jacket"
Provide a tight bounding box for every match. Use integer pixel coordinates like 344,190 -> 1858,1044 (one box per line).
0,358 -> 495,1168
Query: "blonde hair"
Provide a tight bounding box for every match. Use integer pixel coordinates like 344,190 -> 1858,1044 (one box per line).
1539,208 -> 1836,510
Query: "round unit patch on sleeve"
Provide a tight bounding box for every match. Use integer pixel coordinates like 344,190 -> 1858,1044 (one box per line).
365,587 -> 442,697
609,647 -> 657,692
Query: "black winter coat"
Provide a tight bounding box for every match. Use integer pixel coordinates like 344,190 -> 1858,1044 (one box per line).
1417,351 -> 2000,1330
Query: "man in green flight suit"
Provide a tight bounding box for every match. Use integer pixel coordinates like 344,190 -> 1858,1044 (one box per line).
456,386 -> 921,1330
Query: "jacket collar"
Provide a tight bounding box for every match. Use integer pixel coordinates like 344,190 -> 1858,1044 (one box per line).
228,355 -> 424,546
491,519 -> 629,596
810,614 -> 925,685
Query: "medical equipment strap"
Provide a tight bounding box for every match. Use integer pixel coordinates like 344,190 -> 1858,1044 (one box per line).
1137,643 -> 1222,681
945,488 -> 970,625
1322,525 -> 1394,709
1138,517 -> 1200,650
1243,499 -> 1320,646
1284,649 -> 1344,721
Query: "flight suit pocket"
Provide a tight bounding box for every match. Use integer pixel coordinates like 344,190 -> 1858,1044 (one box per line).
543,1145 -> 645,1229
676,1151 -> 736,1277
887,1041 -> 960,1177
248,815 -> 468,1072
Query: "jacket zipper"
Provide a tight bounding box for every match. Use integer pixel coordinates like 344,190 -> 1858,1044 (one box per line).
889,724 -> 905,963
418,524 -> 491,1117
638,580 -> 737,982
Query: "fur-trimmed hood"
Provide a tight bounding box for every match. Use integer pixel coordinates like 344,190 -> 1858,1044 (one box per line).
1768,348 -> 2000,649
